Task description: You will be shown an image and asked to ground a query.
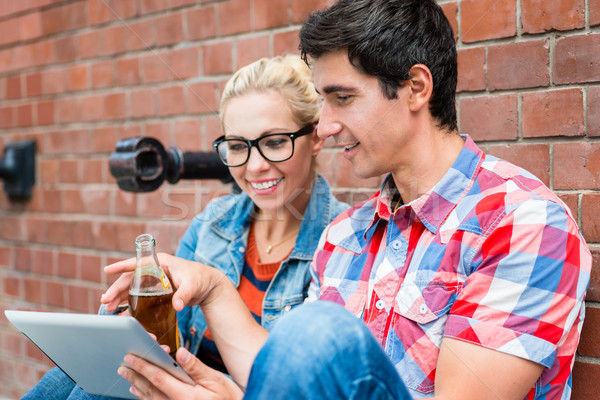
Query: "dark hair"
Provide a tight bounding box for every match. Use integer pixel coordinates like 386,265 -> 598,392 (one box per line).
299,0 -> 457,132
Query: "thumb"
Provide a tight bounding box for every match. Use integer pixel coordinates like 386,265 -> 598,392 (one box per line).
176,347 -> 216,382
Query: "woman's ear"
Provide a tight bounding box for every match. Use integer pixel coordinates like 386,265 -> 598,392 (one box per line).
405,64 -> 434,113
310,124 -> 325,156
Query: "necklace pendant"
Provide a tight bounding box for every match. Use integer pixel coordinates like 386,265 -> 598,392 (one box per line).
266,245 -> 273,254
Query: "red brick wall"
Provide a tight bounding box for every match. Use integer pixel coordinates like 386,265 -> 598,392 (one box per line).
0,0 -> 597,398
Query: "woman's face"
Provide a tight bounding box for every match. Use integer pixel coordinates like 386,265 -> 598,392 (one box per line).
222,91 -> 323,216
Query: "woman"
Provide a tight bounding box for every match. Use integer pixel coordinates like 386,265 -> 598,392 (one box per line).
23,55 -> 348,399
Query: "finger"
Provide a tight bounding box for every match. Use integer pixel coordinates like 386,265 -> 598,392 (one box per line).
118,365 -> 168,400
104,257 -> 137,274
176,347 -> 216,381
101,272 -> 133,310
123,354 -> 188,399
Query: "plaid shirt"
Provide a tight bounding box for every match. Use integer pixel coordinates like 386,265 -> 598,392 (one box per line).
308,135 -> 591,399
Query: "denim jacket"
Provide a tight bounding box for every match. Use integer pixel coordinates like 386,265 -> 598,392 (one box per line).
175,175 -> 348,356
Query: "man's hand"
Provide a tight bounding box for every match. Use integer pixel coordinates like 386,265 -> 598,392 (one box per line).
100,253 -> 226,313
118,347 -> 244,400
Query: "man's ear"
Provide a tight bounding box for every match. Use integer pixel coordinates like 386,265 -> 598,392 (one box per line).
310,124 -> 325,155
405,64 -> 433,113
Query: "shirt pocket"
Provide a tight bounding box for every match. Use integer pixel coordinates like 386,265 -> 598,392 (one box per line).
391,280 -> 463,394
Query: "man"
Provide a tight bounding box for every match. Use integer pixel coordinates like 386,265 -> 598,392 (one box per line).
111,1 -> 590,399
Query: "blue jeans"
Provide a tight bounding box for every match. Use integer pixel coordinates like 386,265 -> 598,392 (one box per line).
244,301 -> 411,400
22,367 -> 112,400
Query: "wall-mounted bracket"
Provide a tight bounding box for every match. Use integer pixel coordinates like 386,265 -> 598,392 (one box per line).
0,140 -> 36,200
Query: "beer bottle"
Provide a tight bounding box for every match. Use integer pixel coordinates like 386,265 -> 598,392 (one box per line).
128,233 -> 179,358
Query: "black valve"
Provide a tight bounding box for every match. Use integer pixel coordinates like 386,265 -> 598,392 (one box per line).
109,137 -> 233,193
0,140 -> 36,200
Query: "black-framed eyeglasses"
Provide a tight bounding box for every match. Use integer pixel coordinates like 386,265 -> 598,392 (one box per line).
212,124 -> 314,167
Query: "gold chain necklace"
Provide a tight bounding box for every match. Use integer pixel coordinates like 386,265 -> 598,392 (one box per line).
259,221 -> 300,254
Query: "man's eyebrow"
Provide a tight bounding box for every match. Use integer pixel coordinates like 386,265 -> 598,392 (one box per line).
316,85 -> 357,95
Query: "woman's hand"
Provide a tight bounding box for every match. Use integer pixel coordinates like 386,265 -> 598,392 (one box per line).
100,253 -> 226,313
118,347 -> 244,400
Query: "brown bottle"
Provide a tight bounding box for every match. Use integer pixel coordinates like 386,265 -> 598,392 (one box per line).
128,233 -> 179,358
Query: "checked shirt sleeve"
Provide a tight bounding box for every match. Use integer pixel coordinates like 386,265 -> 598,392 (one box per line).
445,197 -> 591,370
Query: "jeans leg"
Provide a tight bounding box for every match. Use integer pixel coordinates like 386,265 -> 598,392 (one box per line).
21,367 -> 76,400
244,301 -> 411,400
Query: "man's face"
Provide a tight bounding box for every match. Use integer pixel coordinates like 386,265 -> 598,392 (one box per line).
312,50 -> 411,180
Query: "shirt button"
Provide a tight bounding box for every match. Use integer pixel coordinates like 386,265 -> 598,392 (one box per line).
419,304 -> 428,314
189,327 -> 197,337
284,305 -> 291,312
267,314 -> 277,321
238,246 -> 245,253
392,241 -> 401,250
376,300 -> 385,310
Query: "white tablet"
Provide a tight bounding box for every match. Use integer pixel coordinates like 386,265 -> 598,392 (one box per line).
5,310 -> 194,399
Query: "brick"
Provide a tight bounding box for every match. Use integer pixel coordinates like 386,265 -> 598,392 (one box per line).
115,221 -> 146,252
140,51 -> 171,83
6,75 -> 21,99
291,0 -> 330,24
80,255 -> 102,283
0,216 -> 23,242
460,94 -> 518,141
273,29 -> 300,56
174,119 -> 203,151
81,158 -> 105,184
488,40 -> 549,90
578,306 -> 600,357
0,106 -> 13,129
592,0 -> 600,26
522,89 -> 584,138
440,2 -> 458,41
114,190 -> 137,217
58,159 -> 79,183
490,143 -> 551,186
187,81 -> 219,114
141,0 -> 168,14
14,247 -> 31,273
186,6 -> 216,41
62,189 -> 84,214
457,47 -> 486,92
156,13 -> 183,46
461,0 -> 516,42
146,121 -> 171,145
82,189 -> 111,215
3,275 -> 20,298
36,100 -> 54,126
77,31 -> 100,60
236,35 -> 270,70
39,159 -> 58,184
203,41 -> 233,75
522,0 -> 584,33
131,87 -> 156,118
103,93 -> 127,120
32,40 -> 52,69
92,126 -> 117,152
24,278 -> 43,304
42,68 -> 65,95
555,193 -> 578,221
218,0 -> 251,36
91,60 -> 114,89
69,220 -> 92,248
553,142 -> 600,190
588,247 -> 600,301
254,0 -> 289,30
45,280 -> 66,308
25,72 -> 42,97
127,19 -> 156,51
88,0 -> 112,25
16,104 -> 33,127
554,34 -> 600,84
170,47 -> 200,80
589,86 -> 600,137
68,284 -> 91,313
116,57 -> 141,86
157,86 -> 186,116
572,362 -> 600,400
66,64 -> 88,92
581,193 -> 600,242
54,36 -> 76,64
62,1 -> 87,31
21,12 -> 42,41
41,6 -> 62,36
101,25 -> 128,56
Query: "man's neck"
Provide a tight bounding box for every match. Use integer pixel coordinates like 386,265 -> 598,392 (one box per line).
391,129 -> 464,204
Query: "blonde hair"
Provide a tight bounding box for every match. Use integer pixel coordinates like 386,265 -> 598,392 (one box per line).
219,55 -> 320,130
